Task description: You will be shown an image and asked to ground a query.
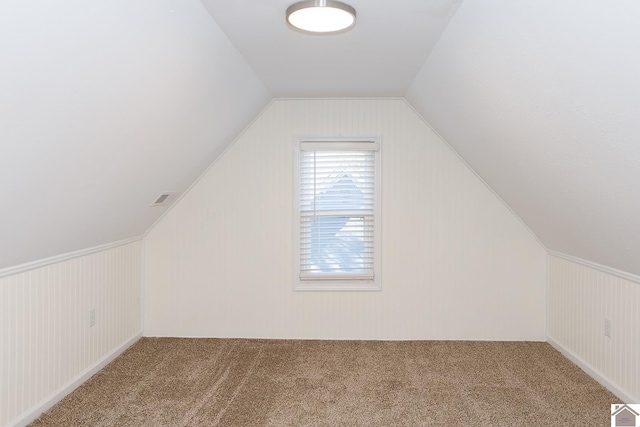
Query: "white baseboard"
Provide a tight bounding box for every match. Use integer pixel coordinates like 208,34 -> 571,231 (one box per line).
8,332 -> 142,427
547,336 -> 638,404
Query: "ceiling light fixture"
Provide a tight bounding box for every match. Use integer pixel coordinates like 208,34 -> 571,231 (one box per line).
286,0 -> 356,35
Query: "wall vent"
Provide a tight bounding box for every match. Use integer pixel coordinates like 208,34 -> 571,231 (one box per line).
151,192 -> 179,207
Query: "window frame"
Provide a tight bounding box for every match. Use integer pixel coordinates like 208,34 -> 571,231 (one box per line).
293,136 -> 381,292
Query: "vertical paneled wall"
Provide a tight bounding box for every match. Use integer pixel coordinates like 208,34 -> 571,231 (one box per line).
145,99 -> 547,340
548,256 -> 640,402
0,241 -> 143,427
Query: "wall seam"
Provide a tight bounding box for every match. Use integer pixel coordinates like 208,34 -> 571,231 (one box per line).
143,99 -> 276,237
402,98 -> 546,250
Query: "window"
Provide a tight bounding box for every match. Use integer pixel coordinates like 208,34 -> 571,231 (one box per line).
293,138 -> 381,291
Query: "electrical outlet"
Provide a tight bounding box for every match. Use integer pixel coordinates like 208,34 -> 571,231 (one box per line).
89,308 -> 96,328
604,318 -> 611,338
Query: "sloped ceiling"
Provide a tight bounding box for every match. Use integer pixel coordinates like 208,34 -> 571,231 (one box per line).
3,0 -> 638,278
407,0 -> 640,276
0,0 -> 271,270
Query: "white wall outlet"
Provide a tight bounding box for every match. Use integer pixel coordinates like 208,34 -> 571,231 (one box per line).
604,318 -> 611,338
89,308 -> 96,328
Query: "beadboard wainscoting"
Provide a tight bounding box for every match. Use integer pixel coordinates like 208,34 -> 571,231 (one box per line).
144,99 -> 547,340
0,240 -> 143,427
548,255 -> 640,403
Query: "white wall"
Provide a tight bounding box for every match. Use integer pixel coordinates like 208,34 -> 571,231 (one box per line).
548,255 -> 640,403
0,240 -> 143,427
145,99 -> 546,340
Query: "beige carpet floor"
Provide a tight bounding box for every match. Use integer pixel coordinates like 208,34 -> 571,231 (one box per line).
30,338 -> 617,426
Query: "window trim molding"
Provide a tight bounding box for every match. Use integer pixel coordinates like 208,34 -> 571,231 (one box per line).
293,136 -> 382,292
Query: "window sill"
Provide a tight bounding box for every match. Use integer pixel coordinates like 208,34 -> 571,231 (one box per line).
294,282 -> 381,292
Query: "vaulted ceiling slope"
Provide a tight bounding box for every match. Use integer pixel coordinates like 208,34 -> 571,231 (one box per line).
4,0 -> 638,280
407,0 -> 640,276
0,0 -> 271,270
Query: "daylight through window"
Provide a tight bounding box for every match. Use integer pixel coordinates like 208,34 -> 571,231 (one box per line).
294,139 -> 380,291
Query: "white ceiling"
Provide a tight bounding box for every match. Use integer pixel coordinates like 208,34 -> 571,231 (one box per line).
407,0 -> 640,276
0,0 -> 270,269
2,0 -> 639,279
200,0 -> 462,97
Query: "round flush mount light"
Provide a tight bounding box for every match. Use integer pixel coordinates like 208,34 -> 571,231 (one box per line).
286,0 -> 356,35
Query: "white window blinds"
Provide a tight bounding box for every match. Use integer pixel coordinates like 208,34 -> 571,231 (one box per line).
298,141 -> 379,281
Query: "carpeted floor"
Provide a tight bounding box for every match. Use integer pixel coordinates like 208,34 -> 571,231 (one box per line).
30,338 -> 617,426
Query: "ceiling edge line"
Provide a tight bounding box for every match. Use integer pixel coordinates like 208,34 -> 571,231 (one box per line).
401,96 -> 639,283
401,97 -> 547,251
142,98 -> 276,238
547,250 -> 640,286
273,97 -> 406,101
197,1 -> 273,99
402,0 -> 466,98
0,236 -> 144,279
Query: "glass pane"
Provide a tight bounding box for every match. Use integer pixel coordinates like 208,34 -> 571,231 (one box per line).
306,216 -> 371,274
300,149 -> 376,276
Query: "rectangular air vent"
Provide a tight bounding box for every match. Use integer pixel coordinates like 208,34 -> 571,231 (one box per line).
151,192 -> 179,207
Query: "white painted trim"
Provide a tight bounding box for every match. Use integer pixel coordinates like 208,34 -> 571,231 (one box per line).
144,99 -> 276,236
547,336 -> 638,404
294,284 -> 382,292
143,334 -> 547,342
545,253 -> 550,337
8,332 -> 143,427
141,238 -> 146,332
275,97 -> 406,101
547,250 -> 640,285
401,99 -> 546,250
0,236 -> 144,279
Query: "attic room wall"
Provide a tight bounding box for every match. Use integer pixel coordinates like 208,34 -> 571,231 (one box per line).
548,256 -> 640,402
0,241 -> 143,427
144,99 -> 547,340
